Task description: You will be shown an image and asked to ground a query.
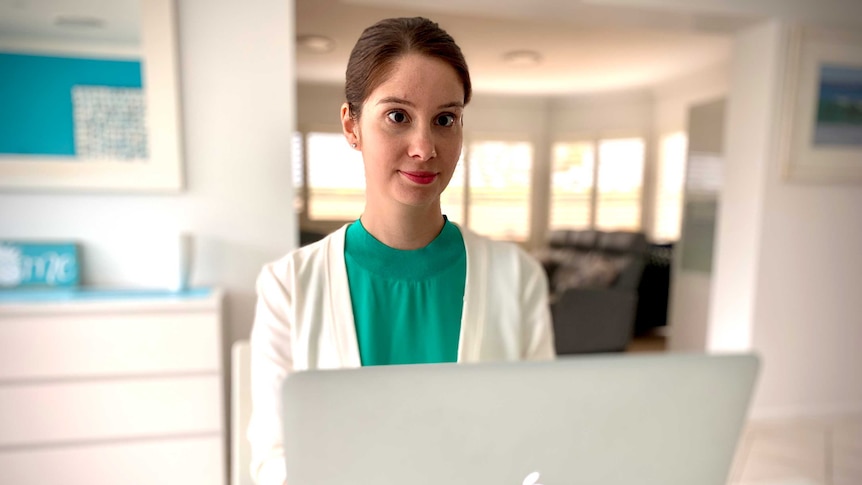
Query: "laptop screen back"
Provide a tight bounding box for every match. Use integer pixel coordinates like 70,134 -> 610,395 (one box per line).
281,353 -> 759,485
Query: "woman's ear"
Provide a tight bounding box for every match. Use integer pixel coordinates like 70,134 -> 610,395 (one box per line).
341,103 -> 360,149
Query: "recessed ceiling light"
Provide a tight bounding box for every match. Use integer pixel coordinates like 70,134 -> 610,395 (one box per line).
55,15 -> 106,29
297,34 -> 335,54
502,50 -> 542,67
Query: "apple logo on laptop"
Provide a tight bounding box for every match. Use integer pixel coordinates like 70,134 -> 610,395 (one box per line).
523,471 -> 543,485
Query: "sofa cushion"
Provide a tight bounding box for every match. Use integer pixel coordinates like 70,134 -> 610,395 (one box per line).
552,253 -> 621,292
548,230 -> 572,249
570,230 -> 599,251
598,231 -> 648,255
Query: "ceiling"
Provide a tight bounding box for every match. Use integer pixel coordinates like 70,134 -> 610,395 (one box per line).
296,0 -> 759,96
1,0 -> 764,97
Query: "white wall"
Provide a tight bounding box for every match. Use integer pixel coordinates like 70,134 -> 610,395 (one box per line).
652,60 -> 729,242
650,64 -> 730,352
652,62 -> 729,135
707,21 -> 778,354
668,98 -> 728,352
0,0 -> 297,351
296,82 -> 347,131
668,273 -> 713,351
711,20 -> 862,418
751,178 -> 862,417
550,90 -> 653,136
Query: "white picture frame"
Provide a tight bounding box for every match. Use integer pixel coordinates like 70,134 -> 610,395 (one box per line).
780,27 -> 862,184
0,0 -> 184,193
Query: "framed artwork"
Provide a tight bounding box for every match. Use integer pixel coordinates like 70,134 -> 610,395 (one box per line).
780,27 -> 862,184
0,0 -> 184,193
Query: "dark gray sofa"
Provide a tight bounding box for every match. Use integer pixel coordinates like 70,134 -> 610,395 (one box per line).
538,230 -> 648,354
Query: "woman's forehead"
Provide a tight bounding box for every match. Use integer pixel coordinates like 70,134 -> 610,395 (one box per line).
367,54 -> 464,108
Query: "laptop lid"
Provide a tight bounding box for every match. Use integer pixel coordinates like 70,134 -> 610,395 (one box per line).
281,353 -> 759,485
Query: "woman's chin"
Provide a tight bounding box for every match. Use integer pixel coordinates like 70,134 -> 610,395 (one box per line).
392,190 -> 443,211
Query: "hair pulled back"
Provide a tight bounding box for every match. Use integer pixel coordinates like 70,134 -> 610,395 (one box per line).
344,17 -> 471,119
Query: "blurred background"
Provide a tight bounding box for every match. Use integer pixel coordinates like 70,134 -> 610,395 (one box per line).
1,0 -> 861,484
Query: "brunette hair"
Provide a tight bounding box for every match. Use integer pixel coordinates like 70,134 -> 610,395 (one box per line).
344,17 -> 471,119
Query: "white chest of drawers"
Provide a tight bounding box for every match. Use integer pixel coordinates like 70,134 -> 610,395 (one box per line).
0,288 -> 226,485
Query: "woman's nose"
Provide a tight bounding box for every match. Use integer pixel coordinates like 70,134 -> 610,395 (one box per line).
407,127 -> 436,161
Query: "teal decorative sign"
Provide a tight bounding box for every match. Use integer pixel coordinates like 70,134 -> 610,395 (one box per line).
0,242 -> 79,288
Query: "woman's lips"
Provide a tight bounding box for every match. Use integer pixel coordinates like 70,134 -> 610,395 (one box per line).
400,171 -> 438,185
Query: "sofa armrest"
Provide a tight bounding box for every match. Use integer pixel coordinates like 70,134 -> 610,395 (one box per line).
551,288 -> 637,354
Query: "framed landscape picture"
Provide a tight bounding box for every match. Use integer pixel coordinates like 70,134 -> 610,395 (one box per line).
780,27 -> 862,183
813,65 -> 862,146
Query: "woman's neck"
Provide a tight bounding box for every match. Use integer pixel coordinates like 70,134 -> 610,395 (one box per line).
360,202 -> 445,250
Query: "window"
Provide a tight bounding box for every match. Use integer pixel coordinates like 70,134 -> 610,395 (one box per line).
439,153 -> 466,225
295,130 -> 467,225
653,132 -> 687,242
293,131 -> 535,243
595,138 -> 644,231
467,140 -> 533,241
549,142 -> 594,230
292,132 -> 304,212
550,137 -> 645,232
305,132 -> 365,221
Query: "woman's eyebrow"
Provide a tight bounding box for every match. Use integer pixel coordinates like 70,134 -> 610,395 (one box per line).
376,97 -> 464,110
438,101 -> 465,110
377,96 -> 414,107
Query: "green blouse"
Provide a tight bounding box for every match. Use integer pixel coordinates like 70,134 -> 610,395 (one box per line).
344,218 -> 467,366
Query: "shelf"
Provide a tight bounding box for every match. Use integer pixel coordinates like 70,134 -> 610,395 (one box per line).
0,287 -> 222,315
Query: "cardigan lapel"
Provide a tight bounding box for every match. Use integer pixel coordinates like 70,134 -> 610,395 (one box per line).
325,225 -> 362,368
457,225 -> 488,363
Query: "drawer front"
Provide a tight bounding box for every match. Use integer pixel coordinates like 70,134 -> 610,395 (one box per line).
0,312 -> 220,380
0,436 -> 225,485
0,376 -> 223,447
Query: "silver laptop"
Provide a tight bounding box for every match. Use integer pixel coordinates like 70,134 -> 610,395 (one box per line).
281,353 -> 759,485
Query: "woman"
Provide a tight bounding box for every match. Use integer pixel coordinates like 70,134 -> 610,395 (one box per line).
248,17 -> 555,485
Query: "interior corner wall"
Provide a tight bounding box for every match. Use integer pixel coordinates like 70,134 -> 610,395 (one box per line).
714,18 -> 862,418
0,0 -> 297,355
651,63 -> 730,354
707,20 -> 781,355
667,99 -> 726,353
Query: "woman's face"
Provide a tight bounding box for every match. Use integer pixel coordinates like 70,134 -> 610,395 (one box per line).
342,53 -> 465,212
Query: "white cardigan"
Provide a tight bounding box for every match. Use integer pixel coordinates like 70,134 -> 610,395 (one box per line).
248,224 -> 555,485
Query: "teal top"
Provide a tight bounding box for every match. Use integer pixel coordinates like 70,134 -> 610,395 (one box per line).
344,218 -> 467,366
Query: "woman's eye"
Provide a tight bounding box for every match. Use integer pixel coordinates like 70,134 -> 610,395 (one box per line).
387,111 -> 408,123
436,114 -> 456,127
